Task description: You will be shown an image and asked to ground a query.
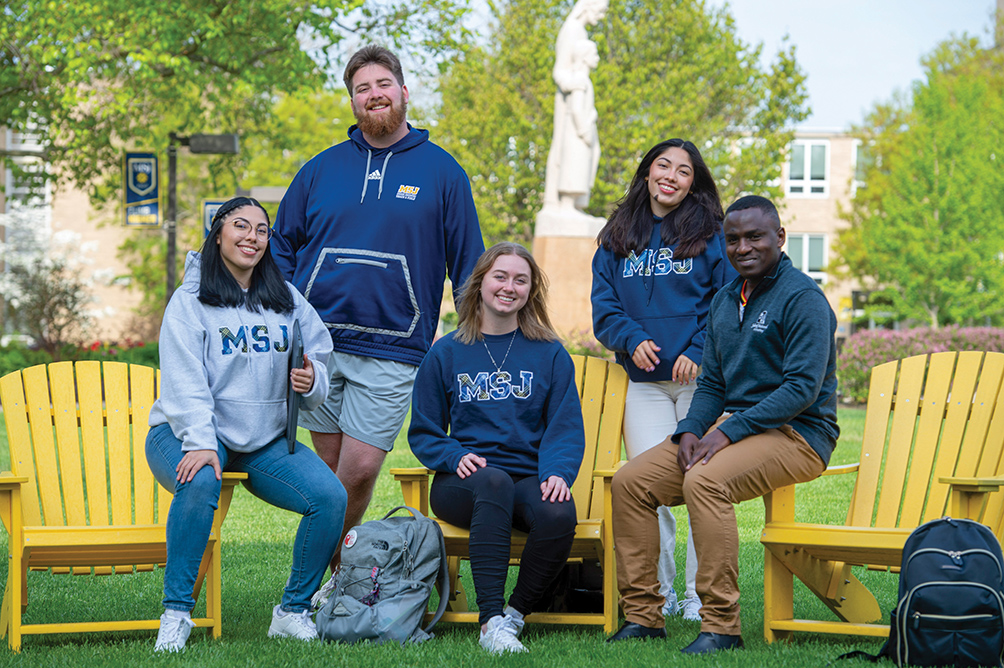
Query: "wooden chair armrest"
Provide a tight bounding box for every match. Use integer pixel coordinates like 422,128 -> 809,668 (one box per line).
221,472 -> 247,483
0,472 -> 28,535
390,467 -> 434,479
940,475 -> 1004,490
593,468 -> 619,479
0,472 -> 29,489
390,467 -> 433,515
941,475 -> 1004,520
822,463 -> 860,476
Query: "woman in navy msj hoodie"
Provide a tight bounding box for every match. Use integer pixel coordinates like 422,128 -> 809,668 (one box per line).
591,138 -> 737,620
409,243 -> 585,655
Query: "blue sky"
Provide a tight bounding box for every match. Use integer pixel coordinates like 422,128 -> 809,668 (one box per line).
708,0 -> 998,130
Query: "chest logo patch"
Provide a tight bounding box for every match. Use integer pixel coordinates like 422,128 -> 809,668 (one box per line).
396,184 -> 420,200
751,310 -> 769,333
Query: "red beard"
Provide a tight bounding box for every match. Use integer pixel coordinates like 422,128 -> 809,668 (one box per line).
353,98 -> 408,139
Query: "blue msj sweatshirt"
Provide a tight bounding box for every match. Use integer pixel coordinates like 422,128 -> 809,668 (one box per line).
592,217 -> 737,383
408,329 -> 586,487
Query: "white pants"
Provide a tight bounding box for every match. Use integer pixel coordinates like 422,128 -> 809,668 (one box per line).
623,377 -> 699,602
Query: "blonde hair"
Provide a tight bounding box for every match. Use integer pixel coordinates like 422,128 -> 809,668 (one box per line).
454,243 -> 558,345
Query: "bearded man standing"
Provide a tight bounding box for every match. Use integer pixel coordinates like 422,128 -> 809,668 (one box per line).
272,45 -> 484,559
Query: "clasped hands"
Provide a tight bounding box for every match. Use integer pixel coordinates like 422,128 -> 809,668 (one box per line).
456,452 -> 571,502
677,429 -> 732,471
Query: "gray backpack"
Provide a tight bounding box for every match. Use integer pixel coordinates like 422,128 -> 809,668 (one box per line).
313,506 -> 449,644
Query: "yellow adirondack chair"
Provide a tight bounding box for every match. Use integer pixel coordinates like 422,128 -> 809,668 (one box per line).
0,361 -> 246,651
761,351 -> 1004,642
391,354 -> 628,634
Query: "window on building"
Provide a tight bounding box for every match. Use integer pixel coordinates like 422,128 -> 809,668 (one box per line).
5,158 -> 49,210
787,233 -> 827,285
852,140 -> 874,197
787,140 -> 829,197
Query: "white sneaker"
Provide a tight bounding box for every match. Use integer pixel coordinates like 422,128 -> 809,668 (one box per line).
268,604 -> 318,641
479,614 -> 527,654
679,595 -> 702,621
155,610 -> 195,652
661,586 -> 679,617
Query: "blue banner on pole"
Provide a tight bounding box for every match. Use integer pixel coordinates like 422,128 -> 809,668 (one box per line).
124,152 -> 160,227
202,199 -> 229,237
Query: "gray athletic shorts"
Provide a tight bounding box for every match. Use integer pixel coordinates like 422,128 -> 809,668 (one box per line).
298,350 -> 418,452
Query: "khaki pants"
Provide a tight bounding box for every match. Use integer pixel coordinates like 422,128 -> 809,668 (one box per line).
611,416 -> 824,635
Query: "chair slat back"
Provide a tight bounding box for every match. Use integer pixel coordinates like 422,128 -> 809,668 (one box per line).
131,364 -> 157,525
978,367 -> 1004,535
22,364 -> 64,526
1,366 -> 43,526
847,351 -> 1004,530
847,360 -> 896,526
0,361 -> 165,530
50,362 -> 86,526
569,355 -> 628,522
78,361 -> 110,525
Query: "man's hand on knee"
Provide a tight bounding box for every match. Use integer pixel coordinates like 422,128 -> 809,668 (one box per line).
678,430 -> 732,470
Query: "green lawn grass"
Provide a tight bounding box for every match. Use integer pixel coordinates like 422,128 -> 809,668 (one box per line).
0,408 -> 888,667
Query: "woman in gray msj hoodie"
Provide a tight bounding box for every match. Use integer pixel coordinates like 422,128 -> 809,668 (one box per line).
145,197 -> 346,652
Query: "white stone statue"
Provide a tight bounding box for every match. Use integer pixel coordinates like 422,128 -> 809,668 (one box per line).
537,0 -> 608,237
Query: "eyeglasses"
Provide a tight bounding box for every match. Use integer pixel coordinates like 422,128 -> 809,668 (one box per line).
231,218 -> 273,240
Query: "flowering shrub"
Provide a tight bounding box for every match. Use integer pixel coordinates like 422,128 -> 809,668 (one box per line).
838,327 -> 1004,403
0,341 -> 160,389
564,328 -> 614,361
78,340 -> 159,367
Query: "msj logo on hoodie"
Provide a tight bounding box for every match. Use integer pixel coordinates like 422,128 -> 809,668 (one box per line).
219,325 -> 291,354
396,184 -> 420,201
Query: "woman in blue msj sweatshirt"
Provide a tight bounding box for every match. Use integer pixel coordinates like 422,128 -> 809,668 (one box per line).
591,138 -> 737,620
409,243 -> 585,655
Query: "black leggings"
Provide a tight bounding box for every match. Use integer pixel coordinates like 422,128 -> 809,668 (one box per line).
430,466 -> 577,624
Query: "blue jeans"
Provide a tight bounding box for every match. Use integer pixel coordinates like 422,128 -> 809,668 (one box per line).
146,423 -> 347,613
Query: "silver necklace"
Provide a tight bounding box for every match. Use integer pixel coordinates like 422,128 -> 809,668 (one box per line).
483,329 -> 517,373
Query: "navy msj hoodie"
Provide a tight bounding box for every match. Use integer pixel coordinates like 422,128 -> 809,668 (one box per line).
271,124 -> 484,367
408,329 -> 585,487
591,215 -> 737,383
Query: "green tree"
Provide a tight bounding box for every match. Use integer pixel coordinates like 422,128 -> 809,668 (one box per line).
0,0 -> 471,196
835,36 -> 1004,328
0,208 -> 93,358
117,89 -> 356,328
435,0 -> 809,243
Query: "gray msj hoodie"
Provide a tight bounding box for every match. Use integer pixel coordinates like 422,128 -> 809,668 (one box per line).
149,251 -> 333,453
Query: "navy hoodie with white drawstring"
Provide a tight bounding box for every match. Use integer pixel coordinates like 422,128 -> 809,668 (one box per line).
591,213 -> 737,383
271,124 -> 484,367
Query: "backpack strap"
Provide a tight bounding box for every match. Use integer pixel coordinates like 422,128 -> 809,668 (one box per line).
381,506 -> 451,635
422,520 -> 449,635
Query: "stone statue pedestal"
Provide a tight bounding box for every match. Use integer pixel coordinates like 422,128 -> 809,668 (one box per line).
533,206 -> 605,339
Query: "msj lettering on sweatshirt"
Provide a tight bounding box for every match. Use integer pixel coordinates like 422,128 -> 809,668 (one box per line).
456,371 -> 533,402
622,248 -> 693,277
219,324 -> 291,354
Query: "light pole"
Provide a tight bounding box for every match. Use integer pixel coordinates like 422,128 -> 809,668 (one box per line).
165,133 -> 239,306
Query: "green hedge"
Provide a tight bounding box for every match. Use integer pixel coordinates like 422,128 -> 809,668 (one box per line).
0,342 -> 160,380
838,327 -> 1004,403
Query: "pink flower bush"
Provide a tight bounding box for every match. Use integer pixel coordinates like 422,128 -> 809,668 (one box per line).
838,327 -> 1004,403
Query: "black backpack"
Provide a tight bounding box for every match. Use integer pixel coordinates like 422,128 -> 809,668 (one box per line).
881,517 -> 1004,667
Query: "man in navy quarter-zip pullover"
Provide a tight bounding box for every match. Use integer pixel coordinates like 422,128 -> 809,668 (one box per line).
271,45 -> 484,564
607,195 -> 838,655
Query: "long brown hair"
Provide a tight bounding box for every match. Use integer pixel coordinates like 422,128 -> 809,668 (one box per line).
454,243 -> 558,344
597,138 -> 723,260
